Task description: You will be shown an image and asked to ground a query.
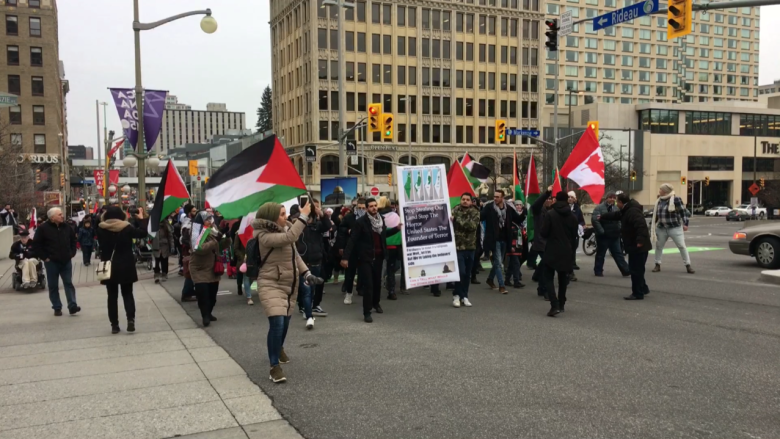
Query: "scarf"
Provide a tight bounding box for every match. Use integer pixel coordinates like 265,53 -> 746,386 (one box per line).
650,191 -> 676,243
367,212 -> 384,234
355,208 -> 366,219
493,202 -> 507,230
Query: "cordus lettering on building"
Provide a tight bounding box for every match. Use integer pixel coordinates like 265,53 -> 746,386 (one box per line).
17,154 -> 59,164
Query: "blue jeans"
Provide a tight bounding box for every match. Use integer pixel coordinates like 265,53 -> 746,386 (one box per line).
267,315 -> 291,367
237,272 -> 252,299
44,260 -> 77,311
455,250 -> 475,299
506,255 -> 522,284
487,242 -> 506,288
298,264 -> 320,318
594,235 -> 629,275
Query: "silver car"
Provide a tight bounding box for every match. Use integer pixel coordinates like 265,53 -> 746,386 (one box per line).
729,222 -> 780,269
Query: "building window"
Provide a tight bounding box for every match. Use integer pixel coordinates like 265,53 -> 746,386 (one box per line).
31,76 -> 44,96
6,15 -> 17,35
639,110 -> 679,134
742,158 -> 776,173
687,156 -> 734,171
7,74 -> 20,94
374,155 -> 393,175
32,105 -> 44,125
320,155 -> 339,174
685,111 -> 731,135
7,45 -> 19,65
34,134 -> 45,153
423,155 -> 451,173
29,17 -> 41,36
30,47 -> 43,66
9,105 -> 21,124
29,0 -> 40,6
740,114 -> 780,137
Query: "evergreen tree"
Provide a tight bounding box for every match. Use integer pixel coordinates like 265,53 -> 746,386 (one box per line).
255,86 -> 273,133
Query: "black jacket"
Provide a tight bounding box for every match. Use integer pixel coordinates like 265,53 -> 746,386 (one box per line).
97,219 -> 150,285
296,215 -> 332,265
539,200 -> 579,272
336,211 -> 358,252
600,200 -> 652,253
32,221 -> 77,263
570,202 -> 586,227
531,191 -> 552,252
9,239 -> 34,260
344,213 -> 398,262
480,201 -> 525,252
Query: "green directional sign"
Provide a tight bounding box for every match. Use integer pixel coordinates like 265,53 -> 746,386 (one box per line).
0,92 -> 18,108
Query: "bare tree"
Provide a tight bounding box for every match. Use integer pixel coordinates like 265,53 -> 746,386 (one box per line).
0,118 -> 37,222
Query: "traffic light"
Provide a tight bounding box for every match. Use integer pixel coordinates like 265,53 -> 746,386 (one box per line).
368,103 -> 382,133
667,0 -> 692,40
495,120 -> 506,143
681,176 -> 687,186
631,170 -> 637,181
59,173 -> 65,188
544,19 -> 559,52
587,120 -> 599,139
760,177 -> 765,188
705,176 -> 710,186
387,173 -> 392,185
35,169 -> 41,184
382,113 -> 394,140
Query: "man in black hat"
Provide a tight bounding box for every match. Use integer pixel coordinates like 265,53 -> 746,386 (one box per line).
538,191 -> 579,316
9,230 -> 38,287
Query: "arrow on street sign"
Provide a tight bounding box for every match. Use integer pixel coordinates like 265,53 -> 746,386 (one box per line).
346,141 -> 357,156
305,145 -> 317,162
592,0 -> 659,31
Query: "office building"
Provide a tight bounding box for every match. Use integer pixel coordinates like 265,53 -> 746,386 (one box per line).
270,0 -> 545,195
759,79 -> 780,96
543,1 -> 761,128
151,96 -> 247,154
68,144 -> 93,160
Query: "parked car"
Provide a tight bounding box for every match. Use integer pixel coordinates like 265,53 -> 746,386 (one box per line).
737,204 -> 767,218
726,209 -> 750,222
705,206 -> 732,217
729,222 -> 780,268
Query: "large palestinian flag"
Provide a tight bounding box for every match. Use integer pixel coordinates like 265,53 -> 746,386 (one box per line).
460,153 -> 490,190
149,160 -> 189,236
205,135 -> 306,220
446,160 -> 476,208
525,155 -> 540,242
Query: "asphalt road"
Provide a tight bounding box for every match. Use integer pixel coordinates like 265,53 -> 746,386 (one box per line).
162,217 -> 780,439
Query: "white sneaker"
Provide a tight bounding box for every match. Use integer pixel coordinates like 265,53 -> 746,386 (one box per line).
452,296 -> 461,308
306,317 -> 314,330
247,298 -> 254,305
462,298 -> 472,307
344,293 -> 353,305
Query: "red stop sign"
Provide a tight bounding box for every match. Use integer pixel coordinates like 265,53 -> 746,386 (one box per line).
370,187 -> 380,196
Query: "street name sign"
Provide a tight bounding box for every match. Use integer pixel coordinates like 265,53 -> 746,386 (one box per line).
0,92 -> 18,108
507,129 -> 540,137
592,0 -> 659,31
559,10 -> 573,37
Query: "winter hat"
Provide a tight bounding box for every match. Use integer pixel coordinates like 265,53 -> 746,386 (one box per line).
256,203 -> 283,222
555,191 -> 569,202
567,191 -> 577,200
660,183 -> 674,195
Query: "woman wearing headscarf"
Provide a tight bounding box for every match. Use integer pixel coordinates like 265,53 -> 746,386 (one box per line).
151,215 -> 173,283
189,211 -> 231,327
252,201 -> 323,383
96,206 -> 149,334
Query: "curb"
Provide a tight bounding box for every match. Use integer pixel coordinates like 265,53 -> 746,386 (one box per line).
759,269 -> 780,285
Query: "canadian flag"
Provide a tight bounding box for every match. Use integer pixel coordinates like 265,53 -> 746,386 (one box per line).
560,127 -> 605,204
29,208 -> 37,236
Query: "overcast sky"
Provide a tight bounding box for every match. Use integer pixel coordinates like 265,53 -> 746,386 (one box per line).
59,2 -> 780,152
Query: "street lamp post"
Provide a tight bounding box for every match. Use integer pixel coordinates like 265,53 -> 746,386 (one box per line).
130,0 -> 217,207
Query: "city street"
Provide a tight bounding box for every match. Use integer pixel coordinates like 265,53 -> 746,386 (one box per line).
161,217 -> 780,439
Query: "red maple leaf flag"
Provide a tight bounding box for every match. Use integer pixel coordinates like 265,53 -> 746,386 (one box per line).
560,126 -> 605,204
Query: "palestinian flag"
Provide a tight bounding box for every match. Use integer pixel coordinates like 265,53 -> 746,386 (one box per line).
236,211 -> 255,247
460,153 -> 490,190
149,160 -> 190,236
404,171 -> 412,200
446,160 -> 476,208
513,152 -> 525,204
205,135 -> 306,220
194,226 -> 213,251
525,155 -> 540,242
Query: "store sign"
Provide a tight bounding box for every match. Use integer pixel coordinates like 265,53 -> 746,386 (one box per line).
17,154 -> 59,164
367,145 -> 398,151
761,141 -> 779,154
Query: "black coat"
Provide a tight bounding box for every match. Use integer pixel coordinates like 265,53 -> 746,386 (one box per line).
531,191 -> 552,252
539,201 -> 579,272
296,215 -> 332,265
600,199 -> 652,253
97,219 -> 150,285
9,239 -> 34,260
32,221 -> 76,263
344,213 -> 398,262
336,212 -> 358,252
480,201 -> 525,252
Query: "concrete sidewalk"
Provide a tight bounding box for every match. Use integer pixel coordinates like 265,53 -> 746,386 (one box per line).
0,280 -> 303,439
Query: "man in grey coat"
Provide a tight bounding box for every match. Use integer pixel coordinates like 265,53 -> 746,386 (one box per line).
591,191 -> 630,277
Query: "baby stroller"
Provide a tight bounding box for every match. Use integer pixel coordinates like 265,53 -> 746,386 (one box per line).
12,261 -> 46,292
134,237 -> 154,271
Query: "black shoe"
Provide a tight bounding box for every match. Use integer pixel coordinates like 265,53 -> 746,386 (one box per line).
209,315 -> 218,321
237,288 -> 243,296
202,316 -> 211,327
531,276 -> 539,283
573,265 -> 580,270
595,272 -> 604,277
568,274 -> 577,282
512,282 -> 525,288
181,296 -> 197,302
547,307 -> 560,317
54,309 -> 62,316
433,290 -> 441,297
374,304 -> 384,313
111,325 -> 120,334
387,293 -> 397,300
69,306 -> 81,315
364,313 -> 373,323
624,295 -> 644,300
471,277 -> 480,285
357,291 -> 363,296
127,320 -> 135,333
527,264 -> 537,270
621,271 -> 631,277
559,302 -> 565,312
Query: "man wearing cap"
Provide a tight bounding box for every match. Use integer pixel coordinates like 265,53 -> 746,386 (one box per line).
9,230 -> 38,287
591,191 -> 630,277
651,183 -> 694,274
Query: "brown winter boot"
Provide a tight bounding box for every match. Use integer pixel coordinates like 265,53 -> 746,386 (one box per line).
269,365 -> 286,383
652,264 -> 661,272
686,265 -> 695,274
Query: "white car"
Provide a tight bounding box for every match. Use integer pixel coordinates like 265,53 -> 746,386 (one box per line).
705,206 -> 732,216
737,204 -> 767,218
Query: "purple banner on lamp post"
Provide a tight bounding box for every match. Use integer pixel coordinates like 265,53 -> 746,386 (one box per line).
109,88 -> 168,152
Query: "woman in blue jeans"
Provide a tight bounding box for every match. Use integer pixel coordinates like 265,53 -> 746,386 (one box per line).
251,202 -> 323,383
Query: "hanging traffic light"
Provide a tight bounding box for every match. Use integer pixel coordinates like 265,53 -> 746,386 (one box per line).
368,103 -> 382,133
35,169 -> 41,184
681,176 -> 687,186
705,176 -> 710,186
631,170 -> 637,181
587,120 -> 599,139
544,19 -> 559,52
759,177 -> 765,188
387,173 -> 392,185
382,113 -> 394,140
667,0 -> 692,40
495,120 -> 506,143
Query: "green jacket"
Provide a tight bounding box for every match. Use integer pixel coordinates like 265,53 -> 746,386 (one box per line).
452,204 -> 480,251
